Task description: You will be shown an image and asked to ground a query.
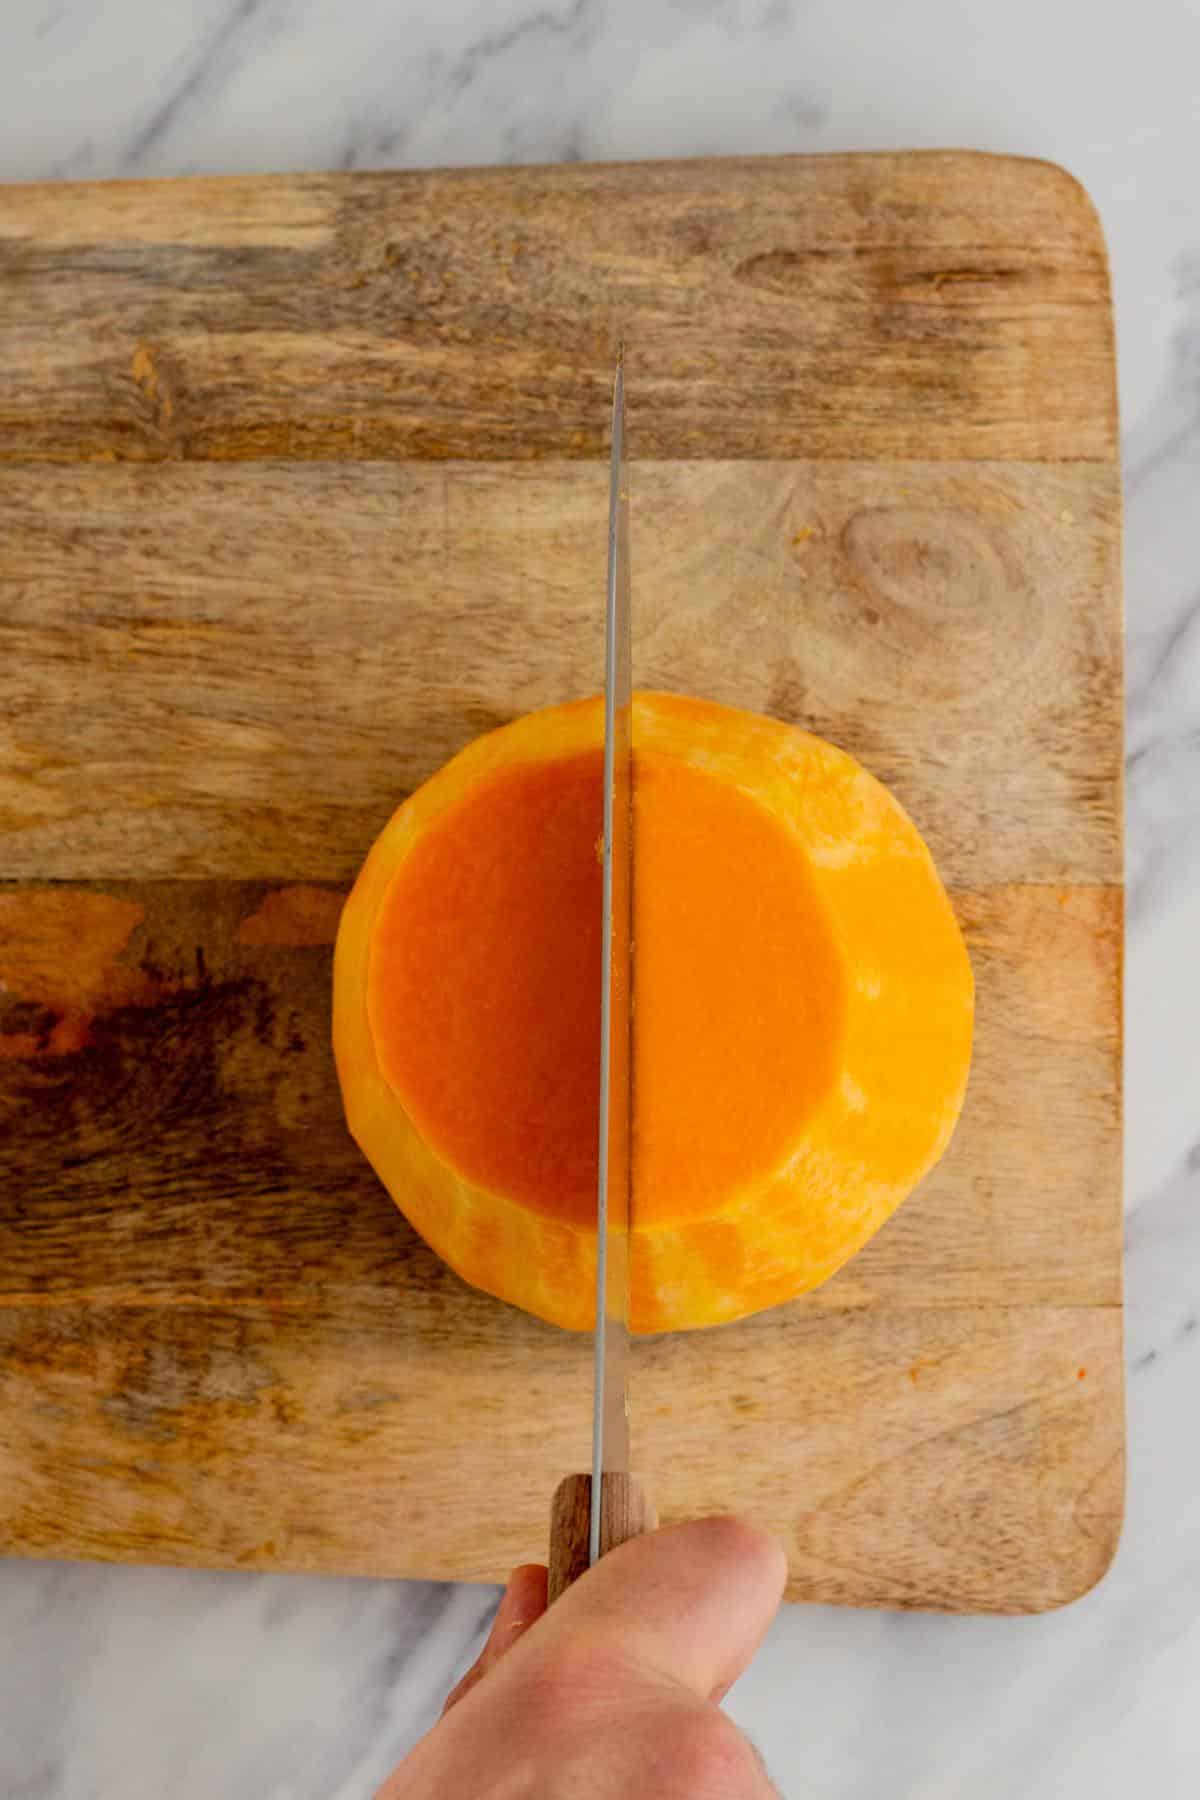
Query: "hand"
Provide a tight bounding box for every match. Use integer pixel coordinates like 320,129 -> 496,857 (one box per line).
376,1516 -> 786,1798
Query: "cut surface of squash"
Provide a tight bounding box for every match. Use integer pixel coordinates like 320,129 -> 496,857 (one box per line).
333,692 -> 973,1332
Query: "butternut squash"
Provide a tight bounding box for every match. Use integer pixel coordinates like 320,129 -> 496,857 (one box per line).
333,693 -> 973,1331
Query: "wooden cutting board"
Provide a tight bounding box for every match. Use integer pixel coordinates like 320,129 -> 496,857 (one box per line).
0,153 -> 1123,1612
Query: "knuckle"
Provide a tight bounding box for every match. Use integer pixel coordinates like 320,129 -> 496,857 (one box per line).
662,1706 -> 764,1795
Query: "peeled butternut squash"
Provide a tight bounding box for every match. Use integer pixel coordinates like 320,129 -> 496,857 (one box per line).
333,693 -> 973,1332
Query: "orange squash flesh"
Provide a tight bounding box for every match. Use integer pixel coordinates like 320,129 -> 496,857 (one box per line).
333,692 -> 973,1332
369,752 -> 604,1223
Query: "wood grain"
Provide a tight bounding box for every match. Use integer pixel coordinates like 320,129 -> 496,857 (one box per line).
0,152 -> 1123,1612
0,461 -> 1120,888
0,155 -> 1113,466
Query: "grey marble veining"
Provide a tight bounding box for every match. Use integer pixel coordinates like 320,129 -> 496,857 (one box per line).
2,1 -> 1199,1795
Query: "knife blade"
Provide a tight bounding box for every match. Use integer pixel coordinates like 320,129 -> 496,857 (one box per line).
548,352 -> 653,1600
591,345 -> 634,1564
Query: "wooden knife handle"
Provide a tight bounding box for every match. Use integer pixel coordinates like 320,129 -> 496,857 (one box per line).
548,1473 -> 656,1603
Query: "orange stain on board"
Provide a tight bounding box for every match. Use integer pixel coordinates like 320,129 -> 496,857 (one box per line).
0,890 -> 150,1059
238,885 -> 346,949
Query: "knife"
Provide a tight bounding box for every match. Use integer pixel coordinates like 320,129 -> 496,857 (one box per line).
548,352 -> 653,1600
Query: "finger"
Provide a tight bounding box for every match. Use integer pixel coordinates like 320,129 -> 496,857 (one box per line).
483,1564 -> 548,1672
442,1563 -> 548,1714
516,1516 -> 786,1702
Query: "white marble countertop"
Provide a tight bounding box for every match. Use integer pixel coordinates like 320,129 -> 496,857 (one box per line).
2,2 -> 1198,1795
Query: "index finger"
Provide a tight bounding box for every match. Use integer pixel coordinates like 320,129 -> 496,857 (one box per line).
442,1564 -> 548,1714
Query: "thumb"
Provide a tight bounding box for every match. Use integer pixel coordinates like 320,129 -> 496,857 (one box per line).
522,1515 -> 787,1701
